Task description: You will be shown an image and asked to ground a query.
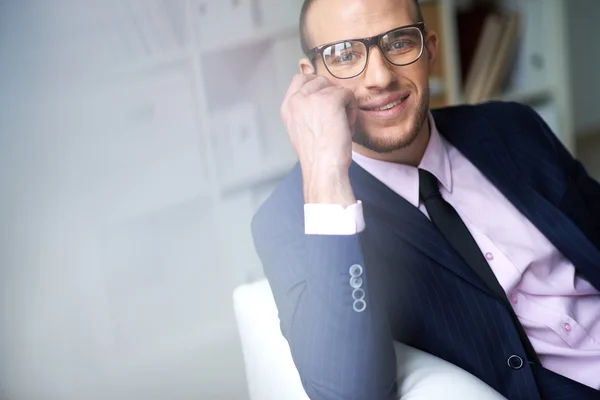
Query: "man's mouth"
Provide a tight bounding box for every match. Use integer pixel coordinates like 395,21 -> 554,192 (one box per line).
361,94 -> 410,111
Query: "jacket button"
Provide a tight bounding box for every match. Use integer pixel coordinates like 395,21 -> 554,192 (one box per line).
507,355 -> 524,370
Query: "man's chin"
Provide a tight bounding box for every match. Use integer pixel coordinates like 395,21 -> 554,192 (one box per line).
353,127 -> 421,154
354,102 -> 429,154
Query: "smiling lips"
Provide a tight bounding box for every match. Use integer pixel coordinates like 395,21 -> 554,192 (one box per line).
365,96 -> 407,111
360,93 -> 411,118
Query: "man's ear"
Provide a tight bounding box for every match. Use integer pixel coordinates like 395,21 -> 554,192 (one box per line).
299,58 -> 316,75
424,30 -> 438,70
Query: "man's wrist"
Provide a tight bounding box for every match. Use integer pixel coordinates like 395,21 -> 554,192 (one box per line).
303,166 -> 356,207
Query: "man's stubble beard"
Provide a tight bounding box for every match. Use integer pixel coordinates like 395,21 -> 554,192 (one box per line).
352,88 -> 430,154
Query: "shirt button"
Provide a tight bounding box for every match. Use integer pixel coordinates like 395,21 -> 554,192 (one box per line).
564,323 -> 572,332
485,252 -> 494,261
510,294 -> 518,305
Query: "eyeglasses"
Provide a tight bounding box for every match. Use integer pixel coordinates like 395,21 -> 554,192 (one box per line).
306,22 -> 426,79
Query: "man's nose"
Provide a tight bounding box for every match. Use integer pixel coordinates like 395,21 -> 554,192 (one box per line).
362,47 -> 397,89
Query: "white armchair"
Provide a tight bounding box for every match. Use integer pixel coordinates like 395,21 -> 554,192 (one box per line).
233,279 -> 506,400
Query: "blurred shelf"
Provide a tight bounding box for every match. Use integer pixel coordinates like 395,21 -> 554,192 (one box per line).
100,191 -> 216,228
220,156 -> 297,195
109,46 -> 193,77
198,23 -> 298,55
495,85 -> 554,106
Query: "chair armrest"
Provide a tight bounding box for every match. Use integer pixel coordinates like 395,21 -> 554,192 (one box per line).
234,280 -> 506,400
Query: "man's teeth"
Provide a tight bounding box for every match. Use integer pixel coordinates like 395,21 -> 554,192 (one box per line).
369,97 -> 407,111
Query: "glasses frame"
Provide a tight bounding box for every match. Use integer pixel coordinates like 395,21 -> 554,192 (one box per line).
306,22 -> 426,80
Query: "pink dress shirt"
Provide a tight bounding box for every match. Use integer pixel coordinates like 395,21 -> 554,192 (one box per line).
304,114 -> 600,389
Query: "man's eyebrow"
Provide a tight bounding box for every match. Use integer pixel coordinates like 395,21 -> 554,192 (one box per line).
315,24 -> 416,48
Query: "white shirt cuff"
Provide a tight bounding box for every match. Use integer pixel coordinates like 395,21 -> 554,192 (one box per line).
304,201 -> 366,235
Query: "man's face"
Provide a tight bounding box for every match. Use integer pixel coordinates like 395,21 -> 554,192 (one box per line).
301,0 -> 438,154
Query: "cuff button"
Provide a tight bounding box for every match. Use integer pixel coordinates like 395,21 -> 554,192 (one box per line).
353,299 -> 367,312
352,288 -> 366,301
350,276 -> 363,289
349,264 -> 363,277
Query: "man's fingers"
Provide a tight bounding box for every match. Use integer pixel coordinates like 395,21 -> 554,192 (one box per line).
282,74 -> 316,121
346,102 -> 358,136
338,88 -> 359,135
318,86 -> 358,134
319,86 -> 358,108
282,76 -> 358,136
284,74 -> 317,103
298,75 -> 333,96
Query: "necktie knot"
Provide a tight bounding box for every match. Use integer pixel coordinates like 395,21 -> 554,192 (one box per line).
418,169 -> 441,202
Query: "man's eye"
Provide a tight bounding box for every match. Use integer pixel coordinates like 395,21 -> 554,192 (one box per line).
332,52 -> 360,64
390,41 -> 408,50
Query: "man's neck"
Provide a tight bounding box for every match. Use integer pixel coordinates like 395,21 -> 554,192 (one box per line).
352,117 -> 432,167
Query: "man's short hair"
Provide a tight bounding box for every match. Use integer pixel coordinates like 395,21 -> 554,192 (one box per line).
299,0 -> 425,54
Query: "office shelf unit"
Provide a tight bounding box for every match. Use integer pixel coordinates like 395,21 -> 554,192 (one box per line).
423,0 -> 575,152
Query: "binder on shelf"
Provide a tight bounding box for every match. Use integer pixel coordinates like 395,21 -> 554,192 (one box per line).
421,1 -> 450,107
147,0 -> 180,52
477,11 -> 521,102
193,0 -> 256,48
127,0 -> 161,56
117,3 -> 148,61
508,0 -> 546,94
159,0 -> 187,47
211,102 -> 264,184
463,13 -> 503,104
127,0 -> 182,57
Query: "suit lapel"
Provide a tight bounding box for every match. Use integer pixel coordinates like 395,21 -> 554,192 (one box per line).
436,108 -> 600,291
349,161 -> 496,296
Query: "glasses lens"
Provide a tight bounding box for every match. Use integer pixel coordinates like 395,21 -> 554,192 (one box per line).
380,27 -> 423,66
322,41 -> 367,78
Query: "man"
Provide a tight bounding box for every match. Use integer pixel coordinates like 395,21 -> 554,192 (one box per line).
251,0 -> 600,398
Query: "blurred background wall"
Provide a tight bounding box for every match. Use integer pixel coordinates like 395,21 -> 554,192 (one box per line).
0,1 -> 598,400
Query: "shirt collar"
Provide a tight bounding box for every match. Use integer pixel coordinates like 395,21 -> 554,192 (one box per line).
352,112 -> 453,208
419,112 -> 453,194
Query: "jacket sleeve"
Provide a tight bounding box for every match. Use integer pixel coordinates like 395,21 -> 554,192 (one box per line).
251,202 -> 397,400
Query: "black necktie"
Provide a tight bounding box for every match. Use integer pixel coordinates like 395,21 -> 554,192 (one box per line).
418,168 -> 539,364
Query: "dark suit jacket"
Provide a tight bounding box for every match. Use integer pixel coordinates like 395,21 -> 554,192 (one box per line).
251,101 -> 600,400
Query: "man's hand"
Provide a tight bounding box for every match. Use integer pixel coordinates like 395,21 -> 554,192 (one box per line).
281,74 -> 358,206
